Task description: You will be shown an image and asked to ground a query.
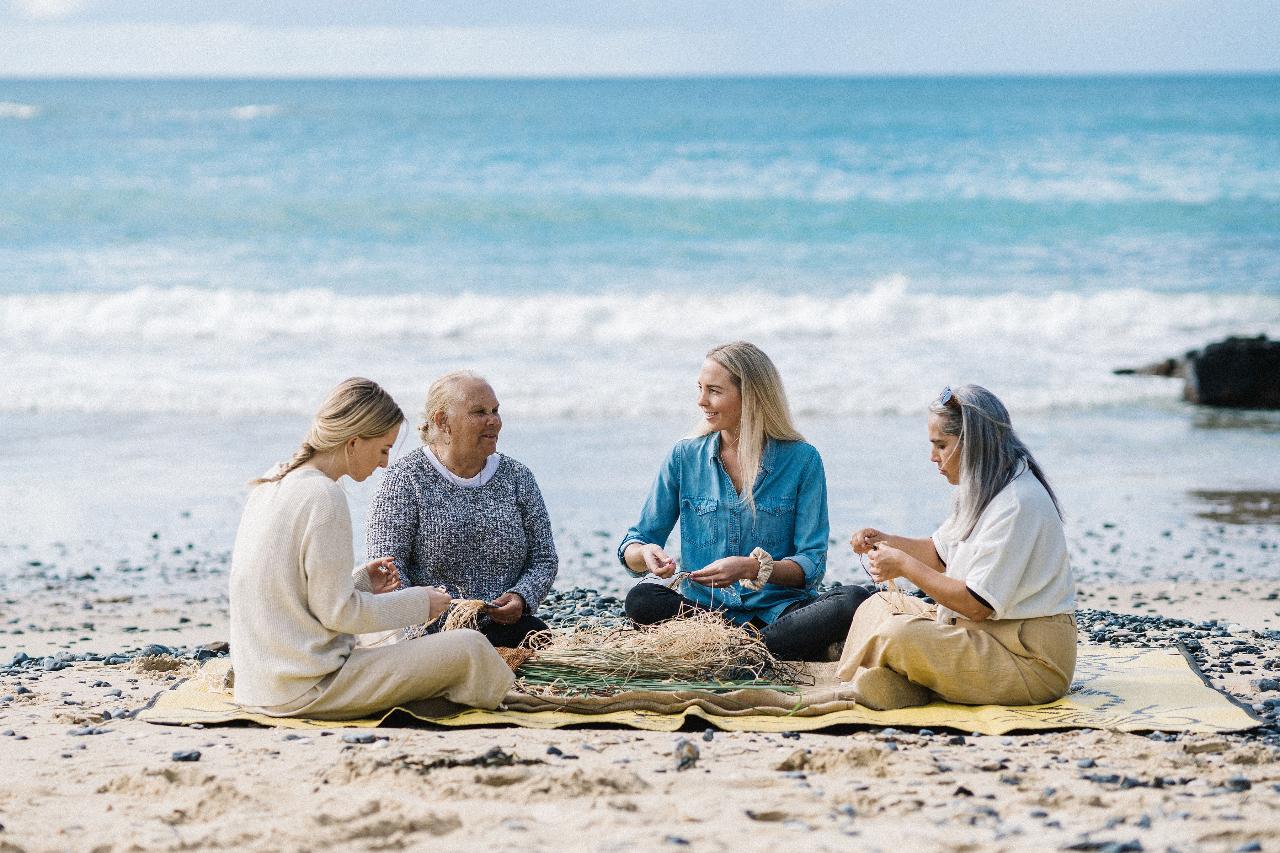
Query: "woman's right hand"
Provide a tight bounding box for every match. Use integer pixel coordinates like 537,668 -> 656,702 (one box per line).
850,527 -> 888,554
426,586 -> 453,621
638,543 -> 678,578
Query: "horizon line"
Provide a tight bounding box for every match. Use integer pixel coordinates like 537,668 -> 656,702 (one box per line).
3,70 -> 1279,83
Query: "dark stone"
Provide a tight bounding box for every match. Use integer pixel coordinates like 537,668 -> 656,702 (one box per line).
1225,775 -> 1252,792
546,745 -> 562,756
1077,757 -> 1096,768
947,735 -> 966,746
702,727 -> 715,742
137,644 -> 175,657
1183,335 -> 1280,409
171,750 -> 201,762
341,732 -> 377,745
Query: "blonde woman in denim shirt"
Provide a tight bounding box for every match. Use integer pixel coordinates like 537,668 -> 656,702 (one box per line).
618,341 -> 870,661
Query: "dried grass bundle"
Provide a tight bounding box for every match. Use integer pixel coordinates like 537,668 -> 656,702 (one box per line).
402,598 -> 489,641
514,610 -> 809,697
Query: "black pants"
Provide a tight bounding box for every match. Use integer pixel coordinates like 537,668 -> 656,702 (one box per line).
623,582 -> 873,662
479,612 -> 549,648
422,611 -> 548,648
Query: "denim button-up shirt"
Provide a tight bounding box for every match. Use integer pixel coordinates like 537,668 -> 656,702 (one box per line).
617,434 -> 829,625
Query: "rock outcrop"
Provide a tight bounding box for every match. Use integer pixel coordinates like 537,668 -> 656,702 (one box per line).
1115,335 -> 1280,410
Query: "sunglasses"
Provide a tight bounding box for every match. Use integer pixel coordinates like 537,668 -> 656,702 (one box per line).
937,386 -> 959,408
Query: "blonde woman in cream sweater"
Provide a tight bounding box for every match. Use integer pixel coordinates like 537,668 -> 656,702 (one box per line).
229,377 -> 513,720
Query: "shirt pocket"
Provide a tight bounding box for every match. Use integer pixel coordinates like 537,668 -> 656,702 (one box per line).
752,497 -> 796,555
679,497 -> 720,548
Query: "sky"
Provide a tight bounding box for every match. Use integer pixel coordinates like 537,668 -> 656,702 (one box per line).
1,0 -> 1277,78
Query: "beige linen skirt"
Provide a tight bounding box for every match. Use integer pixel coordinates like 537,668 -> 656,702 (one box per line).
835,590 -> 1078,706
256,628 -> 514,721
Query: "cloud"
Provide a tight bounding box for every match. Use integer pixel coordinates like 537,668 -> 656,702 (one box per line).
9,0 -> 93,21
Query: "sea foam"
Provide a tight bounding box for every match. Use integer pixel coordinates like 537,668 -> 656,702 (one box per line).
4,281 -> 1278,418
0,101 -> 39,119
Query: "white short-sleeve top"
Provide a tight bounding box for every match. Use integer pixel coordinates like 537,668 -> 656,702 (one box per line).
930,463 -> 1075,623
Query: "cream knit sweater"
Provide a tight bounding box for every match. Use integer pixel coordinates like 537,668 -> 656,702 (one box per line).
229,466 -> 436,708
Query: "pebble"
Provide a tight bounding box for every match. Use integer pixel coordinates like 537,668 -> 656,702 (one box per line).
546,745 -> 563,756
1225,775 -> 1252,792
171,750 -> 201,762
341,732 -> 377,745
702,727 -> 715,742
1077,757 -> 1097,768
673,738 -> 699,771
68,726 -> 109,736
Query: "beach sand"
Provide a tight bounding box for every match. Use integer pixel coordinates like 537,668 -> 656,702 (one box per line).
3,556 -> 1279,852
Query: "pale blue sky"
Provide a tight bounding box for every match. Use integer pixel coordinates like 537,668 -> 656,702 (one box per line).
1,0 -> 1277,77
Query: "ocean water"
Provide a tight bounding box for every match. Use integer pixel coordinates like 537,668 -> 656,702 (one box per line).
2,77 -> 1279,584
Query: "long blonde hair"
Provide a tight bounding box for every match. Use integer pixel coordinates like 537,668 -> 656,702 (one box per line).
252,377 -> 404,485
695,341 -> 803,509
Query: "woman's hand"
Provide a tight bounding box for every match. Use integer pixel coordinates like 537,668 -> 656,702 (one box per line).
634,543 -> 678,578
485,591 -> 526,626
426,586 -> 452,621
865,543 -> 910,583
689,556 -> 756,589
362,557 -> 401,594
850,527 -> 888,555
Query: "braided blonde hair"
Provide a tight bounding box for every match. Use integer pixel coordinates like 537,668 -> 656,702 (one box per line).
252,377 -> 404,485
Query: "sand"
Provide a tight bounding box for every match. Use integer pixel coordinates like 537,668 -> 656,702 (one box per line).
2,577 -> 1279,853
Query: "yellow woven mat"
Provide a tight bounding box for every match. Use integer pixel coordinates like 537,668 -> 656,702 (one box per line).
139,646 -> 1258,735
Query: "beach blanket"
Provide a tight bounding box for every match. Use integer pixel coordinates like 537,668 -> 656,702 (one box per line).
139,645 -> 1258,735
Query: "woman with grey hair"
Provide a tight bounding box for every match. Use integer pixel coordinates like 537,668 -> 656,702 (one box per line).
366,371 -> 558,648
834,384 -> 1077,710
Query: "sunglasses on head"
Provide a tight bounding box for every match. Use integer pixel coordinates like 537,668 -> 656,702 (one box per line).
937,386 -> 959,408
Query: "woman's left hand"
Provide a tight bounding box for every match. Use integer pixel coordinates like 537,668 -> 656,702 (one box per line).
485,592 -> 526,625
689,556 -> 756,589
362,557 -> 401,594
866,543 -> 910,583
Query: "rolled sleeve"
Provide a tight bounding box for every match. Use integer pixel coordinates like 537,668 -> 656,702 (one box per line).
959,502 -> 1036,621
779,449 -> 828,587
617,443 -> 682,566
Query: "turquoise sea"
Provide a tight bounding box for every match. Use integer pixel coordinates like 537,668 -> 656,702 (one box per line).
1,77 -> 1277,585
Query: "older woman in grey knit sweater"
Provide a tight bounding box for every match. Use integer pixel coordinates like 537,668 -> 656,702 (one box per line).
366,372 -> 558,647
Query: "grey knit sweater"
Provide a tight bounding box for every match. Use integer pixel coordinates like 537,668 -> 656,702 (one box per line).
365,449 -> 558,611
